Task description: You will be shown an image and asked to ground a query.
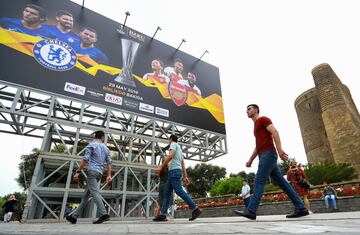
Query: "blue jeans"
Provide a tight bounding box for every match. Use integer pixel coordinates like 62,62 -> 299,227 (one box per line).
161,169 -> 197,215
244,197 -> 251,208
247,151 -> 305,214
324,194 -> 337,208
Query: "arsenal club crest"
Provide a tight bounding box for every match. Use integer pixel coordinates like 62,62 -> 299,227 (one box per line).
169,81 -> 188,106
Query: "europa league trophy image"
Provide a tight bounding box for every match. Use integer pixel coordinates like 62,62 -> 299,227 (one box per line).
115,38 -> 140,87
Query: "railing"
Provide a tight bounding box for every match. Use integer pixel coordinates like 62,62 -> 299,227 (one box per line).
176,180 -> 360,210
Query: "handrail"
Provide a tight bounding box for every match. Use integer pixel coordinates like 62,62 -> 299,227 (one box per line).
176,180 -> 360,204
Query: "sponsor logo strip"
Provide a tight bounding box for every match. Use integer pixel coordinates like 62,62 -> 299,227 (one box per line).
64,82 -> 86,95
155,107 -> 169,117
105,93 -> 123,105
139,102 -> 154,113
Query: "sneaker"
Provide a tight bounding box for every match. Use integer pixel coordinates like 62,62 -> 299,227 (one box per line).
286,208 -> 309,218
152,215 -> 168,222
93,214 -> 110,224
65,215 -> 77,224
309,210 -> 314,214
189,208 -> 202,221
233,208 -> 256,220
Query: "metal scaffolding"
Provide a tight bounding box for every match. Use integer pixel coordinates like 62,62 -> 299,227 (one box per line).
0,81 -> 227,222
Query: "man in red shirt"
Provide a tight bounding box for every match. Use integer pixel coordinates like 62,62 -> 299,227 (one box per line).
233,104 -> 309,220
183,72 -> 201,96
142,59 -> 170,84
164,58 -> 184,83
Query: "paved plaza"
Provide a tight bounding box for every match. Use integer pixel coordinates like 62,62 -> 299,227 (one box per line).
1,211 -> 359,235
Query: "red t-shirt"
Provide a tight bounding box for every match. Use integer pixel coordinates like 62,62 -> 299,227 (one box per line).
254,116 -> 276,154
148,74 -> 167,84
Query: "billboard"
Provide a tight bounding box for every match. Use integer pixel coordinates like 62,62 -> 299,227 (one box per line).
0,0 -> 226,134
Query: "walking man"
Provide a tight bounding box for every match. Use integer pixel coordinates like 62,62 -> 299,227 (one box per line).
234,104 -> 309,220
66,130 -> 112,224
153,134 -> 202,221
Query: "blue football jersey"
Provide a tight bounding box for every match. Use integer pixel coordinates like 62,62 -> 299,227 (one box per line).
72,43 -> 109,64
45,25 -> 80,46
0,17 -> 55,38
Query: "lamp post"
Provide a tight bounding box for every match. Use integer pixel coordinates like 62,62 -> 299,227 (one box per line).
176,38 -> 186,51
151,26 -> 162,40
117,11 -> 131,35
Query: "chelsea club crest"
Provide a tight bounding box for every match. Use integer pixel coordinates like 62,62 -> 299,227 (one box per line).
33,39 -> 77,71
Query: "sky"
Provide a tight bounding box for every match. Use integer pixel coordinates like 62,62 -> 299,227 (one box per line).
1,0 -> 360,195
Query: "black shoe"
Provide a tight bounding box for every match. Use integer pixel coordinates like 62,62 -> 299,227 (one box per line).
189,208 -> 202,221
65,215 -> 77,224
152,215 -> 168,222
233,208 -> 256,220
286,208 -> 309,218
93,214 -> 110,224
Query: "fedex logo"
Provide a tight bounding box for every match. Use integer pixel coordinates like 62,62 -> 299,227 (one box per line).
64,82 -> 86,95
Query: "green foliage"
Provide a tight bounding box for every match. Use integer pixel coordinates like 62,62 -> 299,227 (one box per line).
277,158 -> 305,176
264,183 -> 280,192
16,148 -> 39,190
187,163 -> 226,198
17,144 -> 69,190
0,197 -> 6,209
210,176 -> 244,196
230,171 -> 256,188
0,192 -> 27,222
277,159 -> 292,176
50,143 -> 67,153
305,161 -> 358,185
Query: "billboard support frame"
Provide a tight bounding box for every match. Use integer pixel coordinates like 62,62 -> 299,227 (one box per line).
0,81 -> 227,221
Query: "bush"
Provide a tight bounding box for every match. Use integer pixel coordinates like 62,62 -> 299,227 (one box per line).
210,176 -> 244,196
305,161 -> 358,185
264,183 -> 280,192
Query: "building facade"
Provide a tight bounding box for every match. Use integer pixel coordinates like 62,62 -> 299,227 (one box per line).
295,63 -> 360,176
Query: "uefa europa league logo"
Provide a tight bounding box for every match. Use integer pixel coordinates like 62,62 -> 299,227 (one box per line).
115,39 -> 140,87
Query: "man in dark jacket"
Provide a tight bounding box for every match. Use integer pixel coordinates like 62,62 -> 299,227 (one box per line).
2,195 -> 16,222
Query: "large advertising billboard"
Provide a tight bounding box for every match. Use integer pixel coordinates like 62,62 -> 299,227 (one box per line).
0,0 -> 226,134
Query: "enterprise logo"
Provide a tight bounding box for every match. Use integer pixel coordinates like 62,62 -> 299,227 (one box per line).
64,82 -> 86,95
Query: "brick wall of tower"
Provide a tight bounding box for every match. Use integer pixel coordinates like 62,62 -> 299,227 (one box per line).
311,64 -> 360,177
294,88 -> 333,164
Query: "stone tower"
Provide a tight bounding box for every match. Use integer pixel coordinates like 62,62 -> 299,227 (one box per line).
295,88 -> 333,163
295,63 -> 360,176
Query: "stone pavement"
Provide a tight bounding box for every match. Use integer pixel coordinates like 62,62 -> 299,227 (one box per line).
1,211 -> 359,235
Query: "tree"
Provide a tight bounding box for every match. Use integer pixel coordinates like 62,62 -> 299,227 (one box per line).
230,171 -> 256,188
277,159 -> 292,176
277,159 -> 305,176
16,144 -> 68,190
51,143 -> 67,153
16,148 -> 40,190
186,163 -> 226,198
305,161 -> 358,185
210,176 -> 244,196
